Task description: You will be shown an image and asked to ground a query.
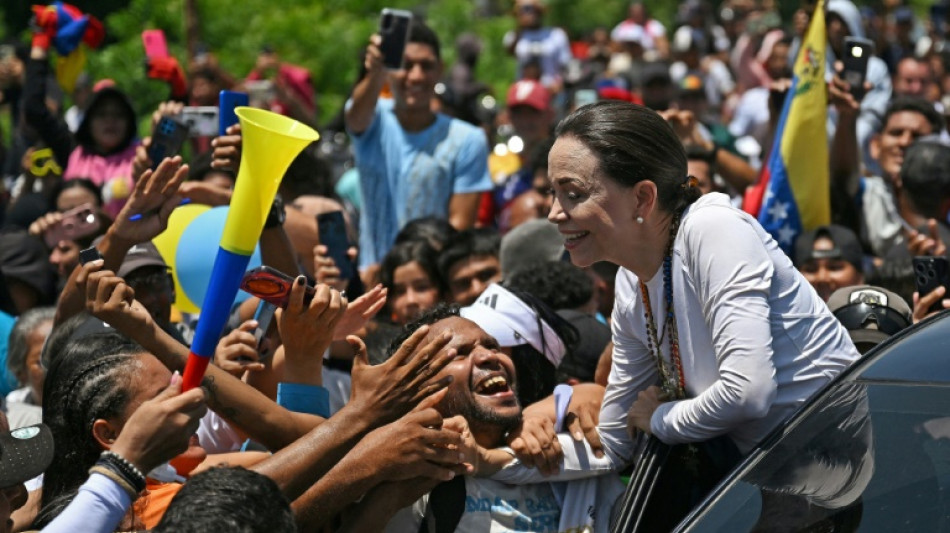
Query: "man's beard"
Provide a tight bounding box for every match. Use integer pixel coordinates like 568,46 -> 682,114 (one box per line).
445,389 -> 523,435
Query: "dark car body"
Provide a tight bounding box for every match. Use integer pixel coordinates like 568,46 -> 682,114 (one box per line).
673,311 -> 950,532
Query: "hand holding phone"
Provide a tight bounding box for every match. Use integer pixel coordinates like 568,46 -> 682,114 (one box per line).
317,211 -> 355,282
379,8 -> 413,70
913,256 -> 950,314
241,266 -> 314,309
44,203 -> 101,248
147,117 -> 190,170
841,37 -> 873,101
219,90 -> 249,136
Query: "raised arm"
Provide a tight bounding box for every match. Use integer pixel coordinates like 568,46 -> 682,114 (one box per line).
344,35 -> 387,135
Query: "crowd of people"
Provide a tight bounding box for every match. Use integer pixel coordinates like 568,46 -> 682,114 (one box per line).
0,0 -> 948,531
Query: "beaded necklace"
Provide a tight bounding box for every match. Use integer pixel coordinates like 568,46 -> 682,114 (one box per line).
639,211 -> 686,400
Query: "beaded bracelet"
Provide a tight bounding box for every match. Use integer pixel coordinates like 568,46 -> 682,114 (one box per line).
97,451 -> 146,493
89,465 -> 140,500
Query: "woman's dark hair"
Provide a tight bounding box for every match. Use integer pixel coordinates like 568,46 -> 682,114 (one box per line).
395,216 -> 458,251
379,240 -> 443,299
154,467 -> 296,532
49,178 -> 103,209
505,260 -> 593,311
75,88 -> 138,155
555,101 -> 700,213
36,332 -> 144,528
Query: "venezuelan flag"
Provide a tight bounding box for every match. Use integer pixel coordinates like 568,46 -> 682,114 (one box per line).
181,108 -> 318,391
743,0 -> 830,255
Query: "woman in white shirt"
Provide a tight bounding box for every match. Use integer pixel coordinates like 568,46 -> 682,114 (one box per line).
546,101 -> 859,471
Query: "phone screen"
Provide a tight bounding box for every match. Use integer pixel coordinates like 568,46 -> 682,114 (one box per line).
379,9 -> 413,70
317,211 -> 354,282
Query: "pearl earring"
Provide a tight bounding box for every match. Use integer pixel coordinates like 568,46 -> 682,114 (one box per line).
636,216 -> 644,224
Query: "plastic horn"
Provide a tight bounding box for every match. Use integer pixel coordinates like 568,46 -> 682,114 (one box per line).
181,108 -> 318,391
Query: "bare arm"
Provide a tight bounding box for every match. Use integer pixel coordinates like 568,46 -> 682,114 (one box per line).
448,191 -> 483,230
344,34 -> 387,135
828,71 -> 864,199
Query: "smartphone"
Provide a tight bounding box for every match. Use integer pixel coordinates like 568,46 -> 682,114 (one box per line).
245,80 -> 275,108
252,299 -> 277,356
240,266 -> 315,309
317,211 -> 355,282
219,90 -> 249,136
147,116 -> 190,170
379,8 -> 413,70
842,37 -> 873,101
44,203 -> 100,248
79,246 -> 103,265
913,256 -> 950,314
141,29 -> 169,60
176,106 -> 219,137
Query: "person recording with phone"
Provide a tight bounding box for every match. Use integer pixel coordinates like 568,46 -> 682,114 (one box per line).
345,16 -> 492,271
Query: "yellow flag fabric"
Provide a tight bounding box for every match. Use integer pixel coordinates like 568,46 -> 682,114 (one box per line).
781,0 -> 830,230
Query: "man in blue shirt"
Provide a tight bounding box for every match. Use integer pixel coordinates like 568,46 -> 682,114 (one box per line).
346,20 -> 492,268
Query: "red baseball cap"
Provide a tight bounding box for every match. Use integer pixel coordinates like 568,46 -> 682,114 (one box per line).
506,80 -> 551,111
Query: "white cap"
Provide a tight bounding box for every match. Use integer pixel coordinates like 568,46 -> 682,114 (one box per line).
460,283 -> 566,367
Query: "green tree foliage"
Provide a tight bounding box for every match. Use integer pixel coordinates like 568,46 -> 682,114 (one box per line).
78,0 -> 518,128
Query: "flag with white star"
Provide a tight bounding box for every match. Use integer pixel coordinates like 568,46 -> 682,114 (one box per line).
752,0 -> 831,256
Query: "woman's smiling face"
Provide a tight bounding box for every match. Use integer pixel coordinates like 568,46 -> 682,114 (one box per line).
547,136 -> 637,267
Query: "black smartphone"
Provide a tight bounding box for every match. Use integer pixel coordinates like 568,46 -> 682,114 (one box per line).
913,256 -> 950,314
147,116 -> 190,170
841,37 -> 874,101
252,299 -> 277,358
79,246 -> 103,265
379,8 -> 413,70
317,211 -> 355,282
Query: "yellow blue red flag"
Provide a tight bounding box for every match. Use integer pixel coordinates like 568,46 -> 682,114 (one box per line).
745,0 -> 830,254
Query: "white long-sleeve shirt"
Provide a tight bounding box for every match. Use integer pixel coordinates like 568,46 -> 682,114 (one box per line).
599,193 -> 860,466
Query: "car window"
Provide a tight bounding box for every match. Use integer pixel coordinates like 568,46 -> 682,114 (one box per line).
681,382 -> 950,532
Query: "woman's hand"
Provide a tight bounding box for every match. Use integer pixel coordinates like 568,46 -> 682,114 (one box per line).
506,415 -> 562,476
214,320 -> 265,377
627,385 -> 665,438
110,371 -> 207,474
563,385 -> 605,458
276,279 -> 347,383
110,156 -> 188,248
333,284 -> 387,341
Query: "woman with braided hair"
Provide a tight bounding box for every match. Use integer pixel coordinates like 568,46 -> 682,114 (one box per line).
545,101 -> 860,527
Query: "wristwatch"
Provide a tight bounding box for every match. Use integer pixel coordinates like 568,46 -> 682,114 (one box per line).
264,194 -> 286,229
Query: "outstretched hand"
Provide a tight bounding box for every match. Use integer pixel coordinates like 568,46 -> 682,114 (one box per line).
333,284 -> 387,340
347,325 -> 455,425
110,156 -> 189,247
